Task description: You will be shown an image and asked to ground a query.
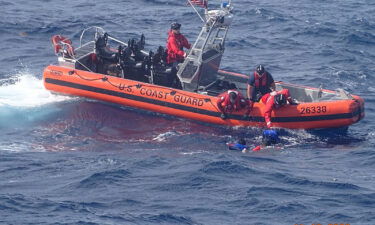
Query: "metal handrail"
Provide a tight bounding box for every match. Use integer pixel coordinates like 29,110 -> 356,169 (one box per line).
79,26 -> 106,47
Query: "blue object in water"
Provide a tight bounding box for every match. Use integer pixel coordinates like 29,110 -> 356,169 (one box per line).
228,143 -> 248,151
262,129 -> 279,145
228,138 -> 248,151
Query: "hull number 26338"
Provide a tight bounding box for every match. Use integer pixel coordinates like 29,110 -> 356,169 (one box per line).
300,106 -> 327,114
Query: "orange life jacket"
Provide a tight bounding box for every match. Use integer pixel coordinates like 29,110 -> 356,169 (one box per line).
254,71 -> 268,88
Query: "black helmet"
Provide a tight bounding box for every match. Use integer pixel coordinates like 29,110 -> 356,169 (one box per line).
171,22 -> 181,30
274,94 -> 287,105
229,91 -> 237,103
256,64 -> 265,75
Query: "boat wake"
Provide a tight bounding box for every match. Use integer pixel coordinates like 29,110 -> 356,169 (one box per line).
0,71 -> 73,128
0,71 -> 71,107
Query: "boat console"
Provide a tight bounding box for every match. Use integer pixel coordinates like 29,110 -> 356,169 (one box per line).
176,4 -> 234,93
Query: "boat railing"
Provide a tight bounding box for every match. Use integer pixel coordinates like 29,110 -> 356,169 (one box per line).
277,83 -> 354,102
79,26 -> 106,48
78,26 -> 149,57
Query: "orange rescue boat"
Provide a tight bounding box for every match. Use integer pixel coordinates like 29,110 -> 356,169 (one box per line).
43,5 -> 364,130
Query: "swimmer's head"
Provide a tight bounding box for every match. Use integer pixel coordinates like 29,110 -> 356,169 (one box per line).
262,129 -> 279,146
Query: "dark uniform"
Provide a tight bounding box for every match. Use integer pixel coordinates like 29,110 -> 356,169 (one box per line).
247,70 -> 275,102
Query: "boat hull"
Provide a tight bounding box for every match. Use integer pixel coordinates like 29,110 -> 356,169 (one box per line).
43,65 -> 364,130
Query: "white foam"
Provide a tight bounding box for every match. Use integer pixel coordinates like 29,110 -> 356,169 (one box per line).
180,151 -> 206,155
0,142 -> 32,152
152,131 -> 179,142
0,72 -> 72,108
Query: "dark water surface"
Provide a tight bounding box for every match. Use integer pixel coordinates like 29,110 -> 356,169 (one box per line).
0,0 -> 374,224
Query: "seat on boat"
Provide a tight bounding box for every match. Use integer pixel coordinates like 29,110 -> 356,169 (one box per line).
95,33 -> 119,74
153,46 -> 168,66
145,46 -> 181,88
127,36 -> 147,62
117,43 -> 148,81
95,33 -> 118,63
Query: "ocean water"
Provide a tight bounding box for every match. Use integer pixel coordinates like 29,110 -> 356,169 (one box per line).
0,0 -> 374,224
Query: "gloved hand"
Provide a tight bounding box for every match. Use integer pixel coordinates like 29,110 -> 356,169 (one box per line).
183,52 -> 187,58
220,113 -> 228,120
266,121 -> 272,128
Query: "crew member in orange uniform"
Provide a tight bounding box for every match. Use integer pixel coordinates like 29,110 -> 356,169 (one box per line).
261,89 -> 297,128
166,22 -> 191,65
217,90 -> 251,120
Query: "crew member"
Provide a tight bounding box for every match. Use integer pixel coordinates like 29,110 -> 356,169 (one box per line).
217,90 -> 251,120
246,65 -> 276,105
261,89 -> 296,128
166,22 -> 191,65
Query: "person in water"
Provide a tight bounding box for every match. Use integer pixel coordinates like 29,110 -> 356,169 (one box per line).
261,89 -> 297,128
252,129 -> 280,151
166,22 -> 191,65
227,138 -> 248,152
227,129 -> 281,152
217,89 -> 251,120
246,65 -> 276,109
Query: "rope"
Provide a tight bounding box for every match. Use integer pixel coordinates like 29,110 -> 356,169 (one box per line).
70,70 -> 102,82
70,70 -> 141,90
69,70 -> 221,111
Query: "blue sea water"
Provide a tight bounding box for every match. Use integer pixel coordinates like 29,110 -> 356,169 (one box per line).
0,0 -> 374,224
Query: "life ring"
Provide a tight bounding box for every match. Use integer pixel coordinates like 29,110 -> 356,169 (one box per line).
51,35 -> 74,57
